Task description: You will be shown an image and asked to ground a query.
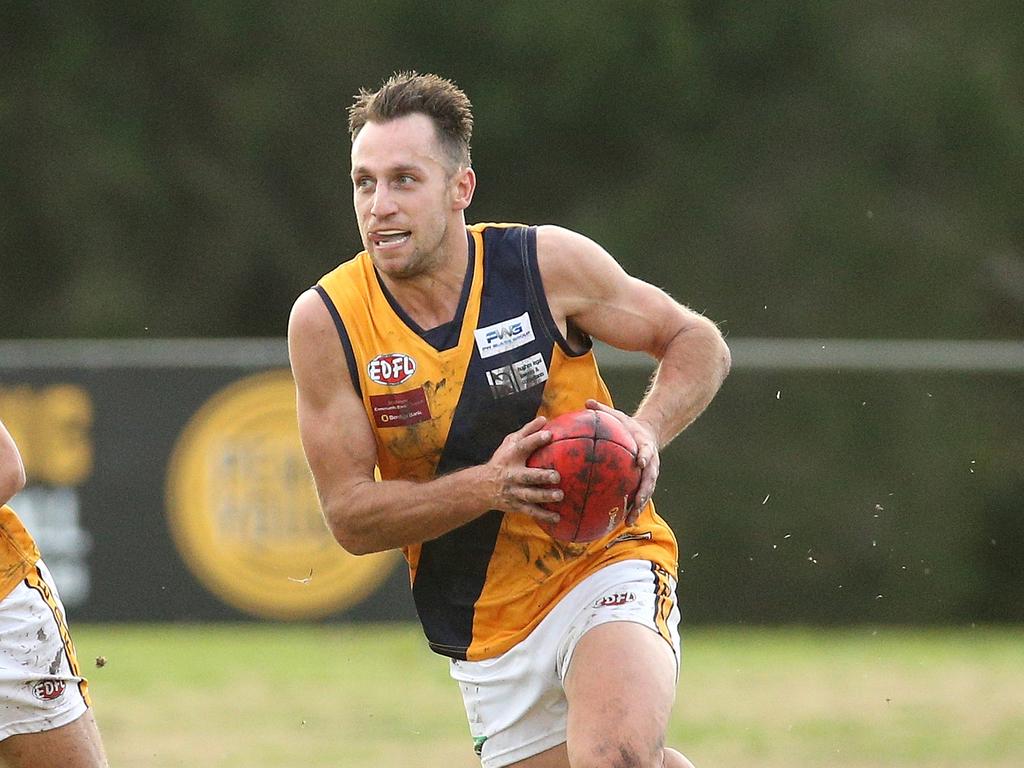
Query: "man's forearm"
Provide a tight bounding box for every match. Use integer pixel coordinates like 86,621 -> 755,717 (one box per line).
634,318 -> 731,448
320,463 -> 496,555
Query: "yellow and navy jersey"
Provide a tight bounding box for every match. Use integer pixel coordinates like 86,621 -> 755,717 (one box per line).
316,223 -> 678,660
0,504 -> 41,601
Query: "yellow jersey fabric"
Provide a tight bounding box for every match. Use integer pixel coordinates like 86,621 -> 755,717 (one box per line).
316,223 -> 678,660
0,504 -> 41,600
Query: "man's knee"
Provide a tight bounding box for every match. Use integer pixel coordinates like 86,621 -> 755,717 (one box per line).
569,737 -> 663,768
662,747 -> 696,768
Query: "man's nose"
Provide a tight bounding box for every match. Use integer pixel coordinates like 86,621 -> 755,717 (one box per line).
370,186 -> 398,217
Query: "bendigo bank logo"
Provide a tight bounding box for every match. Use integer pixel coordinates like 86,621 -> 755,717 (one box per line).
166,370 -> 399,620
367,353 -> 416,386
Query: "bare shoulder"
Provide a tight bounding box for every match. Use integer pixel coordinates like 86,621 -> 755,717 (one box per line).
288,288 -> 340,363
287,288 -> 351,399
288,288 -> 331,336
0,419 -> 27,505
533,224 -> 706,357
534,224 -> 631,317
535,223 -> 593,254
535,225 -> 623,283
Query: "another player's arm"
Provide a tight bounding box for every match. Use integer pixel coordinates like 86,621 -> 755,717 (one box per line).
537,226 -> 731,516
0,418 -> 27,506
288,290 -> 560,555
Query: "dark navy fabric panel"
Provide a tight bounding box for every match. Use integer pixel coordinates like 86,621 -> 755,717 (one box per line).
414,511 -> 505,658
439,226 -> 555,468
521,226 -> 592,357
413,225 -> 557,659
420,319 -> 459,349
314,284 -> 362,400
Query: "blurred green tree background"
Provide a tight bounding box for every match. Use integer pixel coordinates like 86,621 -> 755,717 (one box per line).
2,2 -> 1022,623
3,1 -> 1022,340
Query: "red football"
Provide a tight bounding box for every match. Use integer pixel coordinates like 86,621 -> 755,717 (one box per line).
526,409 -> 642,542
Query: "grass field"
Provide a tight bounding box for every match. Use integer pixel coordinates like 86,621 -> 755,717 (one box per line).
73,623 -> 1023,768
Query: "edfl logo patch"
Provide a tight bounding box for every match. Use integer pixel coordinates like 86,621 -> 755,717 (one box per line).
367,353 -> 417,385
31,680 -> 66,701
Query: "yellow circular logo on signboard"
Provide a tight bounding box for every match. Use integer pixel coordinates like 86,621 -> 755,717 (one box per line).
166,369 -> 398,620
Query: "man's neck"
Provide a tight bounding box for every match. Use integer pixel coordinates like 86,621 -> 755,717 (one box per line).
379,227 -> 470,330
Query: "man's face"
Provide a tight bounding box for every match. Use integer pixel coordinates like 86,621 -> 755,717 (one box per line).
351,113 -> 464,279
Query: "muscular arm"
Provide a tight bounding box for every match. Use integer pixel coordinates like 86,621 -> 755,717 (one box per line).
537,226 -> 731,512
0,419 -> 27,507
288,290 -> 560,555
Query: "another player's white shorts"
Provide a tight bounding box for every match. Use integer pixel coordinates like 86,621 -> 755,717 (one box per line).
450,558 -> 681,768
0,559 -> 90,741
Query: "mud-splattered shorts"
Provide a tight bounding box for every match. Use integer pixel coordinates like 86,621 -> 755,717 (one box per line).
449,559 -> 680,767
0,559 -> 90,740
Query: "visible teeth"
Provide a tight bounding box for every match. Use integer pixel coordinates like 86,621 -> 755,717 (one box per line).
375,232 -> 409,245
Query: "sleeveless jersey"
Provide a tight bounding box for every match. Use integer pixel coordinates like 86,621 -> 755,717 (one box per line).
0,504 -> 41,600
316,223 -> 678,660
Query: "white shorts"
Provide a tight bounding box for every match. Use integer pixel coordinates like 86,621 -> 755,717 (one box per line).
0,560 -> 90,741
449,559 -> 680,768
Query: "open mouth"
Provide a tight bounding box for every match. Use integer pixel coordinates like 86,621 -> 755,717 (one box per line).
370,230 -> 411,249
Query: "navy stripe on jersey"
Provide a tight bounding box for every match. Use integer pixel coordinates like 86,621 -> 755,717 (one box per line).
376,231 -> 477,352
314,285 -> 362,399
413,225 -> 555,659
411,511 -> 505,658
521,226 -> 593,358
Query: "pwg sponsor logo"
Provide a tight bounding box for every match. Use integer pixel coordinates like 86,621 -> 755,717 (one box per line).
485,322 -> 523,345
475,313 -> 535,358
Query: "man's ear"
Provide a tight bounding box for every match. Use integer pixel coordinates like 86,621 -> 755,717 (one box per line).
451,166 -> 476,211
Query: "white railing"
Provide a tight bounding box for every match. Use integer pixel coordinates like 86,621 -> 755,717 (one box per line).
1,338 -> 1023,372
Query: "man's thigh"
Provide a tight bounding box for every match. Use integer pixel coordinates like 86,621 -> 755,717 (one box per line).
0,561 -> 91,743
507,742 -> 569,768
0,709 -> 107,768
564,621 -> 679,766
507,619 -> 680,768
456,560 -> 680,768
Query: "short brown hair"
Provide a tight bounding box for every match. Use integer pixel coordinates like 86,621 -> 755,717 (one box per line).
348,71 -> 473,170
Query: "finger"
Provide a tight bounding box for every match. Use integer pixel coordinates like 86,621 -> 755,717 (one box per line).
517,484 -> 564,504
517,505 -> 561,525
515,415 -> 548,437
628,466 -> 659,524
627,491 -> 649,525
630,487 -> 655,520
509,467 -> 560,487
635,440 -> 657,470
522,468 -> 560,486
640,463 -> 658,501
512,428 -> 554,458
585,399 -> 626,420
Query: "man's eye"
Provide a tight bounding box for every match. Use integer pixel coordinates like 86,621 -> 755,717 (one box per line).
355,178 -> 374,190
397,175 -> 414,185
